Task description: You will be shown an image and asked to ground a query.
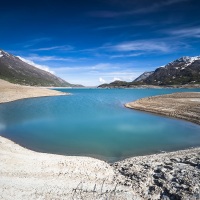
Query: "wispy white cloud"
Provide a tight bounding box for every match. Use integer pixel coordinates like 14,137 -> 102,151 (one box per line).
166,27 -> 200,38
23,54 -> 77,62
126,0 -> 189,15
32,45 -> 74,51
113,77 -> 121,81
52,63 -> 120,72
110,53 -> 143,58
74,37 -> 186,57
24,37 -> 52,48
90,0 -> 189,18
52,62 -> 146,86
110,40 -> 172,52
96,21 -> 151,31
99,77 -> 106,83
17,56 -> 55,74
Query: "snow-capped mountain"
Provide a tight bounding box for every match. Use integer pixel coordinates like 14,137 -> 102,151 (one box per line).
142,56 -> 200,85
98,55 -> 200,88
0,49 -> 82,87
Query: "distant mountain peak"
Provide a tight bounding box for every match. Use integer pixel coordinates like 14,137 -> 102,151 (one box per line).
144,55 -> 200,85
0,49 -> 9,56
171,56 -> 200,65
98,55 -> 200,88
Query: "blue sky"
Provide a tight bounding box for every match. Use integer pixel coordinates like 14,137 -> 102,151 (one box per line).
0,0 -> 200,86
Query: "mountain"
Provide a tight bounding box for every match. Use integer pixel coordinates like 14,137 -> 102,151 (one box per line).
0,49 -> 83,87
142,56 -> 200,85
133,71 -> 154,82
98,56 -> 200,88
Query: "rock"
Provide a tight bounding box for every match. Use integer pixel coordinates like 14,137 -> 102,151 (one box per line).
113,148 -> 200,199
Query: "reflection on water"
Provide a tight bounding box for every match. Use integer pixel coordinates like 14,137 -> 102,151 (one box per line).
0,88 -> 200,162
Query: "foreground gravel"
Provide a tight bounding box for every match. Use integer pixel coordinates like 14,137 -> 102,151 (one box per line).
113,148 -> 200,200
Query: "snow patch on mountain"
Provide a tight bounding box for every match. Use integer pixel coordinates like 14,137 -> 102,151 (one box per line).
17,56 -> 54,74
134,71 -> 154,82
172,56 -> 200,65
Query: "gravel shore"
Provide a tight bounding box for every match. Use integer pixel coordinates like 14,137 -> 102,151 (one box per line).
125,92 -> 200,125
0,79 -> 68,104
113,148 -> 200,200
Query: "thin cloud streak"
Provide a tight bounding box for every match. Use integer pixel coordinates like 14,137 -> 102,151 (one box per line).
96,21 -> 151,31
25,55 -> 74,62
110,53 -> 143,59
166,27 -> 200,38
23,37 -> 52,48
52,63 -> 121,72
90,0 -> 189,18
72,38 -> 188,57
32,45 -> 74,51
23,54 -> 87,62
108,39 -> 185,53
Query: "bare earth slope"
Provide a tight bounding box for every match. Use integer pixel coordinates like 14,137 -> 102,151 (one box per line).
0,79 -> 67,103
125,92 -> 200,125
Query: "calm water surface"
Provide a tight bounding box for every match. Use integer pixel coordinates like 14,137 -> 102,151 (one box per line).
0,88 -> 200,162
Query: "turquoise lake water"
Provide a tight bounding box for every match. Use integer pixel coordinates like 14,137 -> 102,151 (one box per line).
0,88 -> 200,162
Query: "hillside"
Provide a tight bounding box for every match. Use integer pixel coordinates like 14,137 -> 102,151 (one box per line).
133,71 -> 154,82
98,56 -> 200,88
0,49 -> 82,87
143,56 -> 200,85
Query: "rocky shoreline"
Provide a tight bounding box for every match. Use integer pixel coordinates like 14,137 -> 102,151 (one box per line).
125,92 -> 200,125
113,148 -> 200,200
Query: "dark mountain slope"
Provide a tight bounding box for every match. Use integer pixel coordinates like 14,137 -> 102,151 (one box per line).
98,56 -> 200,88
0,50 -> 82,87
143,56 -> 200,85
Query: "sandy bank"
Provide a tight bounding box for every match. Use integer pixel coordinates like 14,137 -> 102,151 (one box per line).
0,136 -> 137,200
125,92 -> 200,125
0,79 -> 68,104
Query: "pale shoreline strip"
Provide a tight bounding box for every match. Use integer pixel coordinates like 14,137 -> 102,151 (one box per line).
125,92 -> 200,125
0,79 -> 69,104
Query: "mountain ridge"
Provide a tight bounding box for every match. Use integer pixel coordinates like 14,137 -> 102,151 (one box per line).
0,49 -> 83,87
98,56 -> 200,88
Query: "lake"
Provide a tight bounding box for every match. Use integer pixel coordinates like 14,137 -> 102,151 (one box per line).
0,88 -> 200,162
